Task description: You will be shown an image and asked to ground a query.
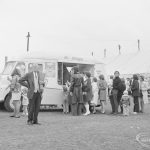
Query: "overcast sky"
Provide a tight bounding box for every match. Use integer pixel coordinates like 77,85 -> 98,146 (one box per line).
0,0 -> 150,69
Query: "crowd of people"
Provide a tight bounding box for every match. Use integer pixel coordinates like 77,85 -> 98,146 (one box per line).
62,68 -> 150,117
6,64 -> 150,125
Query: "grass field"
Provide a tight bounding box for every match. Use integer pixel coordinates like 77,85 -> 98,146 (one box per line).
0,102 -> 150,150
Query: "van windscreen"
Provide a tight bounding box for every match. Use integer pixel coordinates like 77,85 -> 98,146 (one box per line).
2,61 -> 16,75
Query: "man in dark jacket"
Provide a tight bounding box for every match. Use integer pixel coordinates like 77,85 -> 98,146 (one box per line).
19,63 -> 45,125
112,71 -> 122,114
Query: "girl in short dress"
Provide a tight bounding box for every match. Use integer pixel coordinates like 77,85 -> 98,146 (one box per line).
82,72 -> 92,116
6,69 -> 21,118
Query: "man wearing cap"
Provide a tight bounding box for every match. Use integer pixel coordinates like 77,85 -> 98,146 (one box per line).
19,63 -> 45,125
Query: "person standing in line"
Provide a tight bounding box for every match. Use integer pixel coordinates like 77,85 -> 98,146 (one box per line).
90,77 -> 99,114
19,63 -> 45,125
62,86 -> 69,114
108,75 -> 115,114
131,74 -> 140,114
82,72 -> 92,116
98,74 -> 107,114
70,66 -> 84,116
112,71 -> 122,115
118,78 -> 126,113
139,75 -> 148,113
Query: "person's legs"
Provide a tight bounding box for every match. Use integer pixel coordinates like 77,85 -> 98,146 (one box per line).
11,101 -> 17,116
124,105 -> 127,116
133,96 -> 139,113
109,95 -> 115,113
33,92 -> 41,123
24,105 -> 28,115
127,106 -> 130,116
83,102 -> 90,116
66,100 -> 69,113
63,100 -> 66,113
122,105 -> 125,115
15,100 -> 21,117
140,97 -> 144,113
71,103 -> 78,116
112,90 -> 118,114
139,97 -> 142,111
77,103 -> 83,116
28,94 -> 36,123
101,101 -> 105,113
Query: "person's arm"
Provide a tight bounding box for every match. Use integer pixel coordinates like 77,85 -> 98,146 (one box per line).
5,84 -> 11,90
84,79 -> 91,92
128,98 -> 130,106
131,81 -> 138,91
18,73 -> 29,88
142,82 -> 148,91
69,76 -> 75,93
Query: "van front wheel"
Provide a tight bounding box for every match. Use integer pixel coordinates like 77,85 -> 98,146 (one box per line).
4,93 -> 14,112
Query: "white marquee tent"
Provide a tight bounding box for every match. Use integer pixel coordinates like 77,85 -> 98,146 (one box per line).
102,51 -> 150,76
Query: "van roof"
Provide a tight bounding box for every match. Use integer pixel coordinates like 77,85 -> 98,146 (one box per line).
8,55 -> 104,65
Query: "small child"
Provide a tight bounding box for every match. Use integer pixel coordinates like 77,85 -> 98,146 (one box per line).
62,86 -> 69,114
21,86 -> 28,116
120,91 -> 130,116
90,77 -> 99,114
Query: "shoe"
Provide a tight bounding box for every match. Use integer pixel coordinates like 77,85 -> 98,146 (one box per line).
110,112 -> 115,114
10,115 -> 15,117
14,116 -> 20,118
33,122 -> 41,125
113,112 -> 118,115
83,111 -> 90,116
133,112 -> 137,115
27,121 -> 33,125
101,110 -> 105,114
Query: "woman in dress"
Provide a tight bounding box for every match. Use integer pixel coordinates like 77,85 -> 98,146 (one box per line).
98,74 -> 107,114
91,77 -> 99,114
139,75 -> 148,113
82,72 -> 92,116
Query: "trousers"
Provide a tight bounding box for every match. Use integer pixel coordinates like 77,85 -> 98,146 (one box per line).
28,92 -> 41,123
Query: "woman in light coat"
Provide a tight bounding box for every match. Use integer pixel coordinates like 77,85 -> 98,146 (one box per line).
98,75 -> 107,113
139,76 -> 148,113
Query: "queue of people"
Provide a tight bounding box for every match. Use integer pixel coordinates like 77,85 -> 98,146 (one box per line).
64,68 -> 149,117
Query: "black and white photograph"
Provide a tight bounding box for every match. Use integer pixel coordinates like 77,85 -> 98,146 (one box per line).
0,0 -> 150,150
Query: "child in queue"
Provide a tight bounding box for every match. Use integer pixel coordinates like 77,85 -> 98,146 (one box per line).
62,86 -> 69,114
120,91 -> 130,116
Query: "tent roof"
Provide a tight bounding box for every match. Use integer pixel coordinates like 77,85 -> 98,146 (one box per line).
103,51 -> 150,75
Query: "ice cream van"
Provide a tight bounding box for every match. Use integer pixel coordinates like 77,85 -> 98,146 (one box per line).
0,55 -> 105,111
